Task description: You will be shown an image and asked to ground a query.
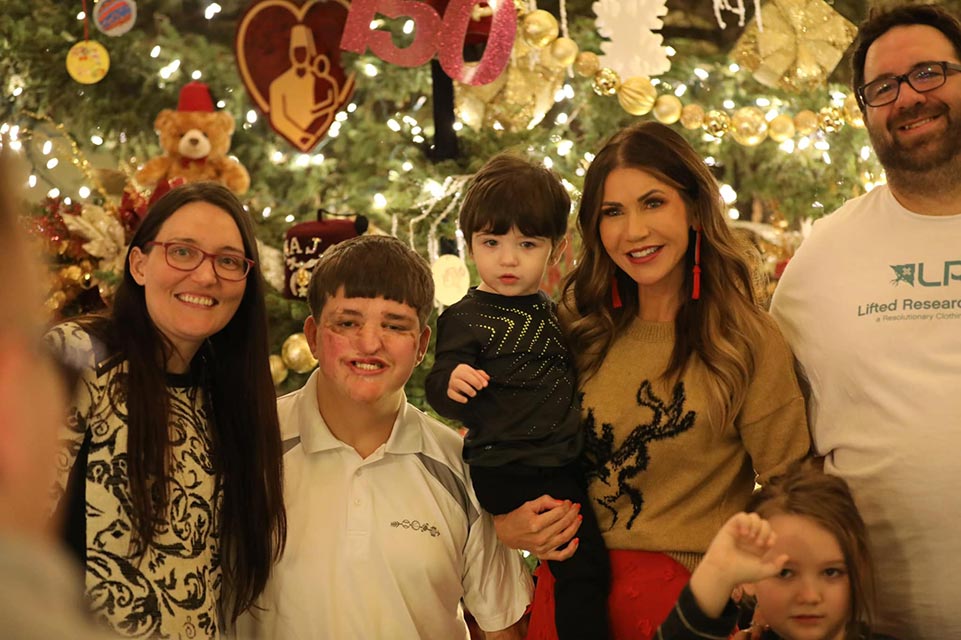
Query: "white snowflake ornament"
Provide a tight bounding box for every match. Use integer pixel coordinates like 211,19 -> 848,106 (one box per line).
593,0 -> 671,79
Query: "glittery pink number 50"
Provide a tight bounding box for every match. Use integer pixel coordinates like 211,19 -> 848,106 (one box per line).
340,0 -> 516,86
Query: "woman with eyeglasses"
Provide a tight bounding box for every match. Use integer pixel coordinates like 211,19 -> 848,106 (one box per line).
46,182 -> 286,638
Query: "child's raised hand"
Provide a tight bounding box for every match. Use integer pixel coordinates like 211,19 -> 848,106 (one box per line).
447,364 -> 490,403
687,512 -> 788,619
708,512 -> 786,585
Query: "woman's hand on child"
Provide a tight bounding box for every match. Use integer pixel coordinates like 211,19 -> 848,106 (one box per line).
492,495 -> 581,561
448,364 -> 490,403
687,512 -> 788,618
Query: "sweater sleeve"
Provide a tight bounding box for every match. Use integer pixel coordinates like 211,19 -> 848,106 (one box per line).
736,316 -> 812,483
44,322 -> 99,511
656,585 -> 739,640
425,307 -> 482,423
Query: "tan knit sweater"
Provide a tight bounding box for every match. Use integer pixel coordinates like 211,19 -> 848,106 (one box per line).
580,316 -> 810,571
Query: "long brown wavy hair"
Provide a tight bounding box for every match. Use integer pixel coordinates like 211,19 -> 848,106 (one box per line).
77,182 -> 286,622
560,121 -> 768,428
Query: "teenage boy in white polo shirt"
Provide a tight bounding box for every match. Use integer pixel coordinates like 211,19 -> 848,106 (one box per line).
238,235 -> 532,640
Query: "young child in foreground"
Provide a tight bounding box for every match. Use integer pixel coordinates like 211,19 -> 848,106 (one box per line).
425,153 -> 610,640
658,464 -> 895,640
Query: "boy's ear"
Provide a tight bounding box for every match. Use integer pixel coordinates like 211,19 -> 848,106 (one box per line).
550,236 -> 569,266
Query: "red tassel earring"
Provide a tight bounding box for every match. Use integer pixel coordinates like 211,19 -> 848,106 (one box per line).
611,275 -> 623,309
692,226 -> 702,300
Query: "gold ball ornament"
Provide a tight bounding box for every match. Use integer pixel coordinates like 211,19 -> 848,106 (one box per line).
730,106 -> 769,146
653,95 -> 683,124
794,110 -> 819,136
59,264 -> 85,287
843,94 -> 864,128
768,114 -> 796,142
45,290 -> 67,312
592,68 -> 621,97
269,354 -> 289,386
818,106 -> 844,133
522,10 -> 559,49
616,76 -> 656,116
573,51 -> 601,77
281,333 -> 318,374
703,110 -> 732,138
549,37 -> 579,69
680,104 -> 706,130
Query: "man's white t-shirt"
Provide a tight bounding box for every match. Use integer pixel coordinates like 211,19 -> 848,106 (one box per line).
771,185 -> 961,639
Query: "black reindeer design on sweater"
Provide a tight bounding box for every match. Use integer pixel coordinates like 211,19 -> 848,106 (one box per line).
583,380 -> 696,529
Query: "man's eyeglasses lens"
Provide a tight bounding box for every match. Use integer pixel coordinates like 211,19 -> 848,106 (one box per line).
861,62 -> 949,107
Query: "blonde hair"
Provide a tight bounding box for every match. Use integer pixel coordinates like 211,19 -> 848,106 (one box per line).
560,122 -> 770,428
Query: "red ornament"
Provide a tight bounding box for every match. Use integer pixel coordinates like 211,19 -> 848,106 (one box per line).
236,0 -> 356,152
341,0 -> 516,85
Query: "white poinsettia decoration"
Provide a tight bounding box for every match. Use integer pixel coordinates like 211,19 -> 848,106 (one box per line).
593,0 -> 671,79
257,239 -> 286,292
61,205 -> 127,275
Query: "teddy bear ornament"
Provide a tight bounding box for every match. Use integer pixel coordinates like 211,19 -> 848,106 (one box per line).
136,81 -> 250,194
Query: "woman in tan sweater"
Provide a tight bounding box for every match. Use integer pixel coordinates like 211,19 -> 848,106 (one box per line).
494,122 -> 811,639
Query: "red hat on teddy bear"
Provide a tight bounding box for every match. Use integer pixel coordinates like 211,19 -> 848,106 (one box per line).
177,81 -> 215,112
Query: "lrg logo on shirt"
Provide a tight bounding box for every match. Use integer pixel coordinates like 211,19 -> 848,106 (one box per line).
890,261 -> 961,287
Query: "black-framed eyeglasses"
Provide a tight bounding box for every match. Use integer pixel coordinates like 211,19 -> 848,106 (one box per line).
858,61 -> 961,107
145,241 -> 254,281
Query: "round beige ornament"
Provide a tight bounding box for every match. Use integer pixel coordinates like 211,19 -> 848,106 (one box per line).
432,254 -> 471,306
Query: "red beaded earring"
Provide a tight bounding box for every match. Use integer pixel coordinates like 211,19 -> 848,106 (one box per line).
692,226 -> 702,300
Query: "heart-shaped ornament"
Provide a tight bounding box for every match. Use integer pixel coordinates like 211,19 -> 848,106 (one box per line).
236,0 -> 356,152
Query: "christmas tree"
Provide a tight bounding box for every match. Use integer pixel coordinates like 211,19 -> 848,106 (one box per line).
2,0 -> 915,403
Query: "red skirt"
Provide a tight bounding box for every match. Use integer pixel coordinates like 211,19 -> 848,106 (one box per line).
525,549 -> 691,640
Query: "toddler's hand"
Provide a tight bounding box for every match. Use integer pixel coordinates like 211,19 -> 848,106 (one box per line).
447,364 -> 490,403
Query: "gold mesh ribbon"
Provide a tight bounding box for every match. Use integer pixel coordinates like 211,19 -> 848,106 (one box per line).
733,0 -> 857,92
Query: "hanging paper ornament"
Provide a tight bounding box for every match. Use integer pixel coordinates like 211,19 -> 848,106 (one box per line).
236,0 -> 356,152
94,0 -> 137,37
454,25 -> 565,132
432,254 -> 471,306
522,10 -> 559,49
768,113 -> 796,141
616,76 -> 656,116
794,109 -> 819,135
680,104 -> 706,130
730,106 -> 769,146
66,40 -> 110,84
593,0 -> 671,80
269,354 -> 289,386
282,333 -> 318,374
733,0 -> 856,92
652,95 -> 683,124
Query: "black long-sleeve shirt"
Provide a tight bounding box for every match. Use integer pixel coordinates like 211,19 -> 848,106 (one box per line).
426,288 -> 582,467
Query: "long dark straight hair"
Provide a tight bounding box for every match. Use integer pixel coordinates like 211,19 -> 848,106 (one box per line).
82,181 -> 286,622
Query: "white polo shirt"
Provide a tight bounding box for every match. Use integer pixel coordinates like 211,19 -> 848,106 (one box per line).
237,371 -> 532,640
